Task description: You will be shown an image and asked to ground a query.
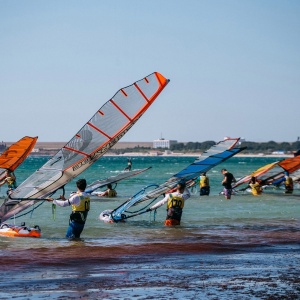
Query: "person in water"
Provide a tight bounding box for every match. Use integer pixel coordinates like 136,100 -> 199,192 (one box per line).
199,172 -> 210,196
272,171 -> 294,194
124,158 -> 132,171
0,170 -> 17,194
92,183 -> 117,197
47,179 -> 90,239
147,181 -> 190,226
248,176 -> 263,196
221,168 -> 236,200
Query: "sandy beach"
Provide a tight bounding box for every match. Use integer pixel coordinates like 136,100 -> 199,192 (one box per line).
1,242 -> 299,299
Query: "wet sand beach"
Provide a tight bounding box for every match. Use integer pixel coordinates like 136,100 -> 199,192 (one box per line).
0,242 -> 299,299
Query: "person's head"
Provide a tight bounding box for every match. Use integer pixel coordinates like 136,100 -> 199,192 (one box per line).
221,169 -> 227,174
177,181 -> 186,193
201,172 -> 206,176
76,179 -> 87,191
250,177 -> 256,184
107,183 -> 112,189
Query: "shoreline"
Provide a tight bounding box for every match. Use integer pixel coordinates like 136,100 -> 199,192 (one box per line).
28,152 -> 294,158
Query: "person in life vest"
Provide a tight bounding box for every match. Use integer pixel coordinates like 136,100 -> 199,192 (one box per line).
199,172 -> 210,196
92,183 -> 117,198
147,181 -> 191,226
47,179 -> 90,239
0,170 -> 17,195
272,171 -> 294,194
221,169 -> 236,200
248,177 -> 263,196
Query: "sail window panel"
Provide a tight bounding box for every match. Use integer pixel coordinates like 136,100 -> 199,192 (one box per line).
90,103 -> 129,137
59,147 -> 86,169
135,73 -> 161,102
63,125 -> 96,157
42,150 -> 65,171
76,125 -> 109,156
112,86 -> 147,119
11,169 -> 61,199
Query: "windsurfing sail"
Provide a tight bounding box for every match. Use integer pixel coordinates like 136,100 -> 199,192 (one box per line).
86,167 -> 151,194
232,161 -> 279,189
291,169 -> 300,183
0,136 -> 38,181
104,138 -> 246,222
233,153 -> 300,190
0,72 -> 169,223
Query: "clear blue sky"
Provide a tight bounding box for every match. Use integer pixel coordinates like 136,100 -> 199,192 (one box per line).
1,1 -> 299,143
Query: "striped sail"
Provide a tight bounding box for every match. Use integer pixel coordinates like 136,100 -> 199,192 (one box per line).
0,72 -> 169,223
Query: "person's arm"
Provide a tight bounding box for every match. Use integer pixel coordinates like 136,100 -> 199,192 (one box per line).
48,194 -> 80,207
183,188 -> 191,200
222,175 -> 226,185
149,194 -> 169,210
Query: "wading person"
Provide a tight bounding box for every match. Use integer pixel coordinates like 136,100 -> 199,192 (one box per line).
47,179 -> 90,239
92,183 -> 117,197
199,172 -> 210,196
148,181 -> 190,226
272,171 -> 294,194
0,170 -> 17,195
221,168 -> 236,200
249,176 -> 263,196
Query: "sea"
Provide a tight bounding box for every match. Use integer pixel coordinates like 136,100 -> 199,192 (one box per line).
0,155 -> 299,299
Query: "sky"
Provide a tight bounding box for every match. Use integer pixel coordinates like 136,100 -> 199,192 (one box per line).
1,0 -> 299,144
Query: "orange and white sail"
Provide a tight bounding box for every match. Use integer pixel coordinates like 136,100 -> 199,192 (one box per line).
0,72 -> 169,223
0,136 -> 38,181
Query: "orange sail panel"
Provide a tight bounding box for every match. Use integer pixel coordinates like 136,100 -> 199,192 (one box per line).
0,136 -> 38,183
0,136 -> 37,170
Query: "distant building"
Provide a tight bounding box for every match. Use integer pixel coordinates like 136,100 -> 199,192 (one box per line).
153,138 -> 177,149
272,151 -> 285,155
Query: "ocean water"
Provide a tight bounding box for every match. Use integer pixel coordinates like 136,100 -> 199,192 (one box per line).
0,155 -> 299,299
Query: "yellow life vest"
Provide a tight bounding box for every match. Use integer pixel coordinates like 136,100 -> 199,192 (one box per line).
249,183 -> 262,195
285,177 -> 293,190
71,192 -> 90,212
200,176 -> 209,188
107,189 -> 117,197
167,193 -> 184,209
6,176 -> 16,189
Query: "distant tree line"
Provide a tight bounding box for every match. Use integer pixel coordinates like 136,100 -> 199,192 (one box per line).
170,141 -> 300,154
109,141 -> 300,154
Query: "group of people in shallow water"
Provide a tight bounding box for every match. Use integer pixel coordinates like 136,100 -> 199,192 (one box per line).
195,168 -> 294,198
0,160 -> 296,239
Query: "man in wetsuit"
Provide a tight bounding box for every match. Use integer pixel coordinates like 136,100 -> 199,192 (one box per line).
221,169 -> 236,200
147,181 -> 190,226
